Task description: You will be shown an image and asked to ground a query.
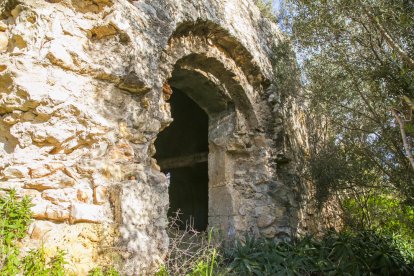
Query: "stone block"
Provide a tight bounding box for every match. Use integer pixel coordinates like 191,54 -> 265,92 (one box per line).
0,32 -> 7,52
24,171 -> 76,191
107,141 -> 134,162
70,202 -> 104,223
92,173 -> 108,187
3,165 -> 29,179
72,0 -> 113,13
233,215 -> 248,232
77,188 -> 93,203
209,186 -> 237,216
30,221 -> 54,240
0,180 -> 24,190
2,110 -> 22,125
93,186 -> 107,205
29,164 -> 52,178
208,150 -> 232,187
20,189 -> 41,198
42,188 -> 76,205
46,40 -> 74,68
117,70 -> 150,94
209,216 -> 235,239
45,204 -> 70,221
29,162 -> 64,178
89,24 -> 118,39
9,34 -> 27,51
162,82 -> 173,100
30,199 -> 49,219
79,228 -> 100,242
257,214 -> 275,228
260,226 -> 276,238
47,162 -> 65,172
254,206 -> 270,216
0,21 -> 7,32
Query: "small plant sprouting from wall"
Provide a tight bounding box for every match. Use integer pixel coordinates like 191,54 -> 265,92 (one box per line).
0,190 -> 119,276
1,189 -> 33,275
0,190 -> 69,275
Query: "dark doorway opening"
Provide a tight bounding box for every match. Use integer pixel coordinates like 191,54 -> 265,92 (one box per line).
155,88 -> 209,232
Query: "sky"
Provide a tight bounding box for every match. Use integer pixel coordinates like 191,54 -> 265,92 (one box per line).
268,0 -> 285,24
272,0 -> 282,12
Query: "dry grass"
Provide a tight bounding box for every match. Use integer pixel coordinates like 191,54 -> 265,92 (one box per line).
160,211 -> 224,275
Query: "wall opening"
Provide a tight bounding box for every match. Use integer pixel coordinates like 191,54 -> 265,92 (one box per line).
155,88 -> 209,231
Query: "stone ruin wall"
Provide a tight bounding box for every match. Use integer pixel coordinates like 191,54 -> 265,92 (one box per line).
0,0 -> 329,274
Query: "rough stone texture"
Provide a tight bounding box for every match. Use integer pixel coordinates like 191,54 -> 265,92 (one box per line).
0,0 -> 330,274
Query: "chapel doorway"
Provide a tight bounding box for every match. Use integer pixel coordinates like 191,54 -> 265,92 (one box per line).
155,88 -> 209,232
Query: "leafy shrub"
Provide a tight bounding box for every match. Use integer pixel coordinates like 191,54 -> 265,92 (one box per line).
227,235 -> 320,275
226,231 -> 414,275
344,194 -> 414,236
342,193 -> 414,263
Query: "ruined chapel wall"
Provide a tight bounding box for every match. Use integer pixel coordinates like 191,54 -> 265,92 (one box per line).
0,0 -> 315,274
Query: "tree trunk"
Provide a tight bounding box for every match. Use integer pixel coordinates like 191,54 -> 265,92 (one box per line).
392,109 -> 414,171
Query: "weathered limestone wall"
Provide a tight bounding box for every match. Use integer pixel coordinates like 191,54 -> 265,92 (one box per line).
0,0 -> 321,274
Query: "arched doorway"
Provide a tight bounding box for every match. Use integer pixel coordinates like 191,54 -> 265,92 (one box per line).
154,21 -> 270,239
155,58 -> 240,234
155,88 -> 209,231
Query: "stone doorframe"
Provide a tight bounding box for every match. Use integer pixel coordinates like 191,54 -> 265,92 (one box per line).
157,20 -> 274,239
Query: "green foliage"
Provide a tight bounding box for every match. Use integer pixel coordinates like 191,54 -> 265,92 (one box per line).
23,247 -> 67,276
186,251 -> 216,276
48,249 -> 68,276
0,190 -> 32,246
88,266 -> 120,276
156,245 -> 219,276
0,190 -> 33,275
309,140 -> 384,207
0,190 -> 115,276
285,0 -> 414,201
344,194 -> 414,237
186,230 -> 218,276
0,190 -> 70,275
272,39 -> 301,98
155,265 -> 168,276
343,193 -> 414,261
227,231 -> 414,275
255,0 -> 278,22
23,247 -> 49,276
281,2 -> 414,265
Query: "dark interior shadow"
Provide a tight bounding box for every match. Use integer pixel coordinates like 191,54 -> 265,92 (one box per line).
155,89 -> 209,232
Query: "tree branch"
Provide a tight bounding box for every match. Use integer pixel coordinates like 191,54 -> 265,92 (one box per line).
392,109 -> 414,171
365,8 -> 414,70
